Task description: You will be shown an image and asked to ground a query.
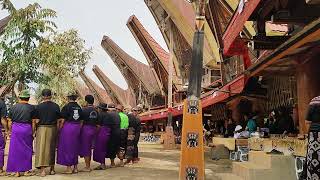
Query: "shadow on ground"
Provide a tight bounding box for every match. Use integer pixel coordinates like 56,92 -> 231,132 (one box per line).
2,143 -> 232,180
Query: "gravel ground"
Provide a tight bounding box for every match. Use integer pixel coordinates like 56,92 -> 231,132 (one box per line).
1,142 -> 232,179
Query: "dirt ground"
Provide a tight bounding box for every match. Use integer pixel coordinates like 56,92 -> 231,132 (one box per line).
2,143 -> 232,180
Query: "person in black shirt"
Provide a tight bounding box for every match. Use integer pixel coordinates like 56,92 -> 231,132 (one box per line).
125,111 -> 136,164
92,103 -> 112,170
0,97 -> 7,175
125,107 -> 141,164
57,92 -> 82,174
7,90 -> 36,177
34,89 -> 60,177
106,103 -> 121,168
79,95 -> 98,172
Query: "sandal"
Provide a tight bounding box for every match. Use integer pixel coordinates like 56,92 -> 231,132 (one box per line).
24,171 -> 35,176
0,171 -> 5,176
49,170 -> 56,175
94,165 -> 106,170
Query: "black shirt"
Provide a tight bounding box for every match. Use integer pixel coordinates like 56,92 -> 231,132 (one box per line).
135,116 -> 141,133
35,101 -> 60,125
82,106 -> 99,125
61,102 -> 82,122
0,99 -> 7,118
9,102 -> 35,123
128,114 -> 136,128
306,104 -> 320,131
98,111 -> 113,127
109,111 -> 121,127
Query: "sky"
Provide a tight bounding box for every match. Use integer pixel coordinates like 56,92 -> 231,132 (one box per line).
0,0 -> 168,89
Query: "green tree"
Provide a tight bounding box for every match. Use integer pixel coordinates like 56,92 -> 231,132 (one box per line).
0,1 -> 57,89
37,29 -> 92,105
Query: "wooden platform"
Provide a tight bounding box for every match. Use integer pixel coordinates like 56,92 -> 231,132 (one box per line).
248,137 -> 307,157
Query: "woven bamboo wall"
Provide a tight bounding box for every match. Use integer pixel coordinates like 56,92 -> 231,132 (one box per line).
210,103 -> 227,122
265,76 -> 297,112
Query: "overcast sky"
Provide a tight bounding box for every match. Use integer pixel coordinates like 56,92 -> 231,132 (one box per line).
0,0 -> 168,89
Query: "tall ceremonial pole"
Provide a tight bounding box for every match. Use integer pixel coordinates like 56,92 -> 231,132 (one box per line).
179,0 -> 208,179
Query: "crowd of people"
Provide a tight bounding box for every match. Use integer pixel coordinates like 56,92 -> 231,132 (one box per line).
0,89 -> 141,177
203,107 -> 297,141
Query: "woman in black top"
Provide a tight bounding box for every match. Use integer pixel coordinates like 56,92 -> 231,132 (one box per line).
56,92 -> 82,174
304,96 -> 320,180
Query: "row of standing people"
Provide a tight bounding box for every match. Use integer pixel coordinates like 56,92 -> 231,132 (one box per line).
0,89 -> 141,177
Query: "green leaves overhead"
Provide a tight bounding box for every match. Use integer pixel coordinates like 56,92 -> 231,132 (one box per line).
0,1 -> 57,86
0,1 -> 92,105
37,30 -> 91,105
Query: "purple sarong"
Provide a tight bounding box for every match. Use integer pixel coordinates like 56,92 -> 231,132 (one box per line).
79,125 -> 97,157
0,130 -> 4,167
57,122 -> 81,166
93,126 -> 111,164
6,123 -> 33,172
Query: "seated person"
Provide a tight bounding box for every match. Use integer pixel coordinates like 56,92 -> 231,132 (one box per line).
246,114 -> 257,133
234,125 -> 250,139
224,118 -> 236,138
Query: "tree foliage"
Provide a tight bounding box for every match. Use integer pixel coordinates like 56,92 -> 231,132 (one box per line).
37,30 -> 92,105
0,1 -> 92,106
0,1 -> 57,87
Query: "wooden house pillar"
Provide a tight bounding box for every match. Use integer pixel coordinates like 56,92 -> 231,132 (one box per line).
297,57 -> 320,134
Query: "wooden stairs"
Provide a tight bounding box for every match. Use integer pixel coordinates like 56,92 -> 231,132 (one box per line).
215,151 -> 296,180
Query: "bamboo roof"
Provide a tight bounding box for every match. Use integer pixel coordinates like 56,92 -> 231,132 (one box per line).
127,15 -> 182,93
92,65 -> 136,108
75,81 -> 91,99
78,71 -> 113,104
146,0 -> 220,69
101,36 -> 160,96
145,0 -> 192,81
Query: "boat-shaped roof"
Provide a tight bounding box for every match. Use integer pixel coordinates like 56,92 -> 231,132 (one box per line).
92,65 -> 136,108
101,36 -> 160,95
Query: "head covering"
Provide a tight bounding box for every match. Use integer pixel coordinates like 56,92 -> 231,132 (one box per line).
108,103 -> 116,111
41,89 -> 52,97
310,96 -> 320,105
132,106 -> 142,112
98,103 -> 108,110
19,90 -> 30,98
235,125 -> 242,132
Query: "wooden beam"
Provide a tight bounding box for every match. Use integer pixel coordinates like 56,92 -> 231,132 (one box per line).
248,18 -> 320,77
223,0 -> 262,54
306,0 -> 320,4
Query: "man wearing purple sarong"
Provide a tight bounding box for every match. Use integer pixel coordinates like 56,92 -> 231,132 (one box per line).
0,96 -> 7,176
57,92 -> 82,174
7,90 -> 36,177
93,103 -> 112,170
79,95 -> 99,172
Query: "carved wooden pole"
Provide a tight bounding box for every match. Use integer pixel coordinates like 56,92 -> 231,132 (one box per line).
164,22 -> 176,150
179,0 -> 207,179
